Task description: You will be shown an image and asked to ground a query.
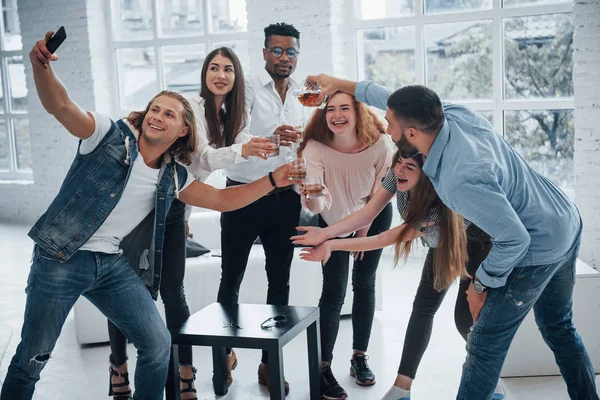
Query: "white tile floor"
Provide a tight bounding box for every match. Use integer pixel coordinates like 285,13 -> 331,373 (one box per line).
0,222 -> 598,399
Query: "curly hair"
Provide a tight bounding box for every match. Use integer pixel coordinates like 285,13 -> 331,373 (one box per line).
297,92 -> 386,157
126,90 -> 198,165
264,22 -> 300,48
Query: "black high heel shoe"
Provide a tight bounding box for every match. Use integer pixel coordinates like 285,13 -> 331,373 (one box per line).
180,366 -> 198,400
109,366 -> 133,400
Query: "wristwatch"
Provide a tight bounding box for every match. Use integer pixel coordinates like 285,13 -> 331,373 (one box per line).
472,277 -> 487,293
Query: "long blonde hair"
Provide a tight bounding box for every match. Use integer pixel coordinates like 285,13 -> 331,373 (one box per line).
126,90 -> 198,166
393,152 -> 469,291
297,92 -> 386,156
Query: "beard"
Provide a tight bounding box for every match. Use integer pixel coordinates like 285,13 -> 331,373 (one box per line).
396,133 -> 420,159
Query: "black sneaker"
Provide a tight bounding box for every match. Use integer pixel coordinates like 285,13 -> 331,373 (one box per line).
321,365 -> 348,400
350,354 -> 376,386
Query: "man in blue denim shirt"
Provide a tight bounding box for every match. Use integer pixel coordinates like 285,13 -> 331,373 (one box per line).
1,33 -> 298,400
307,74 -> 597,400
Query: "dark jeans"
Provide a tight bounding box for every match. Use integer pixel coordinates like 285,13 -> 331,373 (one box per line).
108,199 -> 193,367
218,188 -> 301,364
458,233 -> 598,400
318,202 -> 393,363
1,247 -> 171,400
398,224 -> 492,378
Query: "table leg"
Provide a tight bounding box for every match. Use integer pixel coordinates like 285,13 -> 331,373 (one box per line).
212,346 -> 229,396
267,344 -> 286,400
307,320 -> 322,400
168,344 -> 181,400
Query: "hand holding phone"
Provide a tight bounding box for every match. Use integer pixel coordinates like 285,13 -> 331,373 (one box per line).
29,28 -> 66,69
46,26 -> 66,54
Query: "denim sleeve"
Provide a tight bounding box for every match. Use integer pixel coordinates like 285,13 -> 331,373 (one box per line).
355,81 -> 392,111
449,174 -> 531,288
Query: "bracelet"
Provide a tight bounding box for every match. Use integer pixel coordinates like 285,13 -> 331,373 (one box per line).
268,171 -> 277,188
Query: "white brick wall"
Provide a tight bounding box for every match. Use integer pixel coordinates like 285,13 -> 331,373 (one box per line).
0,0 -> 117,224
573,0 -> 600,268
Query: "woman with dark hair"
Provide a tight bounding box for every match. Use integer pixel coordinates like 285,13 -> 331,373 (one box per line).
296,91 -> 394,400
293,148 -> 496,400
186,47 -> 274,185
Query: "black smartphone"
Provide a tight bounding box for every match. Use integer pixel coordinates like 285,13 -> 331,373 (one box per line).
46,26 -> 66,54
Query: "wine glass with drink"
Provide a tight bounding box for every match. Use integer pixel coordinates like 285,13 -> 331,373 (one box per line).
295,81 -> 329,109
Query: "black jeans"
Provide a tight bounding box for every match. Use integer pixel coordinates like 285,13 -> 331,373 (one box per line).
398,224 -> 492,378
217,187 -> 301,364
318,202 -> 393,363
108,199 -> 192,367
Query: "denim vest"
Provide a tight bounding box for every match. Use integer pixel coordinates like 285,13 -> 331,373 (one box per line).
28,119 -> 189,298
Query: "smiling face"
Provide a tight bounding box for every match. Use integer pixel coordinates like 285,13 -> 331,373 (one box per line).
205,53 -> 235,97
325,93 -> 357,136
141,95 -> 189,146
394,155 -> 423,192
263,34 -> 299,79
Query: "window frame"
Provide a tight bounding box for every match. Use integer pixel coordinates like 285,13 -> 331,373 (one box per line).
352,0 -> 574,193
108,0 -> 249,117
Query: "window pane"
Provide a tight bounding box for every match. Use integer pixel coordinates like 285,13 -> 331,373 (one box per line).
0,120 -> 8,170
426,21 -> 492,100
163,44 -> 205,96
159,0 -> 204,37
114,0 -> 154,40
0,71 -> 4,113
8,55 -> 26,111
504,14 -> 573,99
426,0 -> 492,14
211,40 -> 250,75
504,110 -> 573,190
2,0 -> 21,50
504,0 -> 570,7
357,27 -> 416,89
14,118 -> 30,171
211,0 -> 247,33
357,0 -> 414,19
117,48 -> 158,110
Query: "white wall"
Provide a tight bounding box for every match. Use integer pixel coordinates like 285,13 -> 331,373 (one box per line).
573,0 -> 600,268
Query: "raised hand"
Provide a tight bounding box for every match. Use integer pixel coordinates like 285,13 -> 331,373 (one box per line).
274,125 -> 301,146
242,137 -> 275,160
30,31 -> 58,69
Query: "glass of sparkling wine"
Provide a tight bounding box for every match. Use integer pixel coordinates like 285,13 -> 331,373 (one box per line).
304,176 -> 324,200
286,157 -> 306,181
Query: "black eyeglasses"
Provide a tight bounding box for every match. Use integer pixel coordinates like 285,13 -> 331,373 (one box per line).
265,46 -> 299,59
260,315 -> 288,329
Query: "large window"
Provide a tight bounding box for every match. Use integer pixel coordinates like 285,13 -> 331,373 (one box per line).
0,0 -> 30,180
109,0 -> 249,113
355,0 -> 574,191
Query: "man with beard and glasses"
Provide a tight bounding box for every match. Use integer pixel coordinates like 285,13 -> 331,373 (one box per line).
213,22 -> 304,395
302,74 -> 597,400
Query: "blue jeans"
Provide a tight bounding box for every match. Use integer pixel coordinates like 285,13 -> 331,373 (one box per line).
457,239 -> 598,400
0,246 -> 171,400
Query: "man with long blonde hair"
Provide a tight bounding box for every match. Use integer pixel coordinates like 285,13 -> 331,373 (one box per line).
1,32 -> 298,400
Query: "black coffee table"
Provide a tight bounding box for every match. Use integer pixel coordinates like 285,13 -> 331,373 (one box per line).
168,302 -> 321,400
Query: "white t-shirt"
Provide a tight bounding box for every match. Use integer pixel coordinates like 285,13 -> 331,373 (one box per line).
78,112 -> 194,254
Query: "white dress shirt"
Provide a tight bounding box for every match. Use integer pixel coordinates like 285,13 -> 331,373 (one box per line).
225,68 -> 306,183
